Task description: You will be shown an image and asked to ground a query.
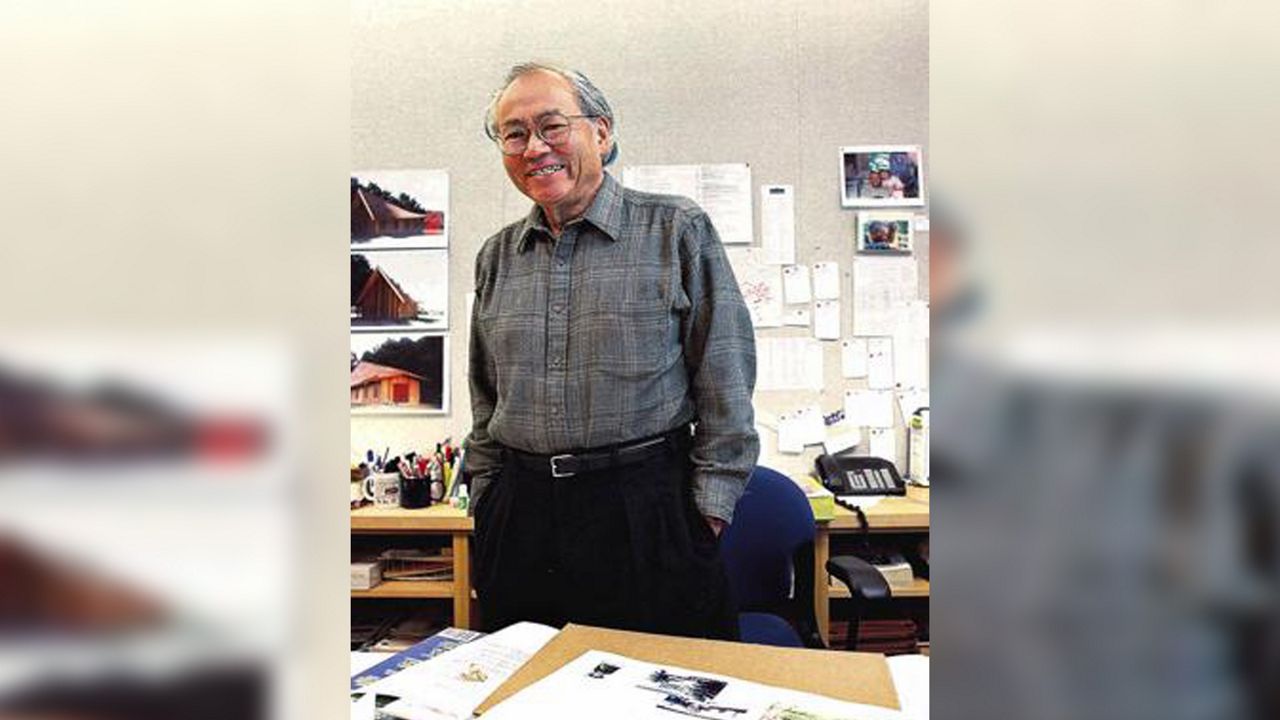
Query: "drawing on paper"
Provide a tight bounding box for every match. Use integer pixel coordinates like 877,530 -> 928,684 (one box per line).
637,669 -> 748,718
587,662 -> 621,679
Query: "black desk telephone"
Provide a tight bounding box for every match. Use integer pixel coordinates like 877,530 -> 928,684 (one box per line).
815,452 -> 906,496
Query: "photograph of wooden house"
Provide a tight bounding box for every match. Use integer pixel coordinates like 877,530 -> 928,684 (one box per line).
350,169 -> 449,250
350,250 -> 448,330
350,333 -> 447,414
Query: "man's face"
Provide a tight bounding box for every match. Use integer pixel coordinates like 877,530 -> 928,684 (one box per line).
494,70 -> 611,221
868,170 -> 883,187
870,224 -> 890,245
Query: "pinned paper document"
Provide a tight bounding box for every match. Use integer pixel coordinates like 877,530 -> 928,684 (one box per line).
726,247 -> 783,328
814,300 -> 841,340
796,405 -> 826,446
784,308 -> 811,326
782,265 -> 812,304
868,427 -> 897,465
853,256 -> 919,336
757,338 -> 824,391
812,261 -> 841,300
841,338 -> 869,378
896,389 -> 930,419
867,337 -> 895,389
776,411 -> 804,454
844,389 -> 895,428
823,419 -> 862,455
760,184 -> 796,265
623,164 -> 753,246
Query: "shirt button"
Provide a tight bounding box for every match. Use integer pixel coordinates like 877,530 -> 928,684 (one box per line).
550,407 -> 560,415
552,304 -> 563,314
557,259 -> 566,268
551,358 -> 562,367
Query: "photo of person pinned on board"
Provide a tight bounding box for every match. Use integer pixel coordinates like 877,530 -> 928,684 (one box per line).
856,212 -> 915,254
465,62 -> 759,640
840,145 -> 924,208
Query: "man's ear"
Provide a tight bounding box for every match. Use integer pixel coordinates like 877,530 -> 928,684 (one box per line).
593,116 -> 613,156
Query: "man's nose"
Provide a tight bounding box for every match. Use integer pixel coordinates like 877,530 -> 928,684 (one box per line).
522,131 -> 551,158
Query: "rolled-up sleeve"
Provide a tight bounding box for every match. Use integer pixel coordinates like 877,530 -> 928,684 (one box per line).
678,209 -> 759,523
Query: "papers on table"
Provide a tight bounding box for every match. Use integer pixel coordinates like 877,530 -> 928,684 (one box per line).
622,163 -> 753,246
351,651 -> 392,677
483,649 -> 906,720
365,622 -> 558,720
887,654 -> 930,720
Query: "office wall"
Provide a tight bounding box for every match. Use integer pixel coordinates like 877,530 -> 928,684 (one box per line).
351,0 -> 928,475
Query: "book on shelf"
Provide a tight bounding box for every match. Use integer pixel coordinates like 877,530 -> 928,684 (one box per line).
871,553 -> 916,589
378,548 -> 454,582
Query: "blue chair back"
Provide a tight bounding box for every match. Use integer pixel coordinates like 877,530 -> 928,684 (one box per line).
720,466 -> 816,615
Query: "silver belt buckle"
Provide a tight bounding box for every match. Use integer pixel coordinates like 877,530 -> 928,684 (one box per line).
550,454 -> 575,478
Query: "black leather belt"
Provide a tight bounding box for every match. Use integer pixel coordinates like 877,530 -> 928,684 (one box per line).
508,424 -> 692,478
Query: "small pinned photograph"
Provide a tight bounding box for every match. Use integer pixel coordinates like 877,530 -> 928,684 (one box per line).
637,669 -> 747,718
840,145 -> 924,208
351,169 -> 449,249
350,249 -> 449,330
350,332 -> 448,414
855,212 -> 914,254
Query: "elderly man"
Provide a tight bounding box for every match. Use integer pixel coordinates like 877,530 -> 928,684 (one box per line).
465,62 -> 758,639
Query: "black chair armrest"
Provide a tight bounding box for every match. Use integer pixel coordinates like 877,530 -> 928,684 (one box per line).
826,555 -> 891,601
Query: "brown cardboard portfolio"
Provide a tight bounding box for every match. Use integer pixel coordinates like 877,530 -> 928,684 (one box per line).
474,623 -> 899,715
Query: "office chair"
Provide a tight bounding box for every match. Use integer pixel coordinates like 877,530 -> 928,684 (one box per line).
720,465 -> 890,650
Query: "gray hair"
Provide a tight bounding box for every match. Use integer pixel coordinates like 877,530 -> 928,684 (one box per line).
484,62 -> 619,166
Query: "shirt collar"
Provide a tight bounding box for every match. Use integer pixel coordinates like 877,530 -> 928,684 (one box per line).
515,172 -> 625,253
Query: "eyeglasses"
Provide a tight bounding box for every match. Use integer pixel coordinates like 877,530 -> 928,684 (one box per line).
488,112 -> 598,156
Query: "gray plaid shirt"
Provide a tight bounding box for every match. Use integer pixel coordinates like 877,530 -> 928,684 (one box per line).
466,173 -> 758,522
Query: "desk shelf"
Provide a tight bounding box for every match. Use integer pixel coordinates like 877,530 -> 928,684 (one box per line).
352,579 -> 455,599
351,504 -> 474,630
814,485 -> 929,646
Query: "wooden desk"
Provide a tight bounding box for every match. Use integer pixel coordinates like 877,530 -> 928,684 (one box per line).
351,504 -> 475,629
813,486 -> 930,644
351,486 -> 929,643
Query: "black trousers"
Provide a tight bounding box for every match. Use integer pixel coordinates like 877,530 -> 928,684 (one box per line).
472,434 -> 738,640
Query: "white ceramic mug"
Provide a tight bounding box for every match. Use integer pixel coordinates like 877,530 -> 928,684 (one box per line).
363,472 -> 401,507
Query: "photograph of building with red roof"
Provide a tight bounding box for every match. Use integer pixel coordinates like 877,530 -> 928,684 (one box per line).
349,360 -> 424,406
349,333 -> 446,413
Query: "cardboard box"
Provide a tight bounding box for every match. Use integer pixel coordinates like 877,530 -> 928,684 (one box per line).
350,560 -> 382,590
474,623 -> 899,714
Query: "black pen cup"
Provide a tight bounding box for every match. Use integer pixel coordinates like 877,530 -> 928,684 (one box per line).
399,473 -> 431,509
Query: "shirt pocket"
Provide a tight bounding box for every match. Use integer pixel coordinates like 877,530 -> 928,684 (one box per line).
574,279 -> 676,380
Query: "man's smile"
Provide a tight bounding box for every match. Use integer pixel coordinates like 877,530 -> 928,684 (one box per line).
527,163 -> 566,177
